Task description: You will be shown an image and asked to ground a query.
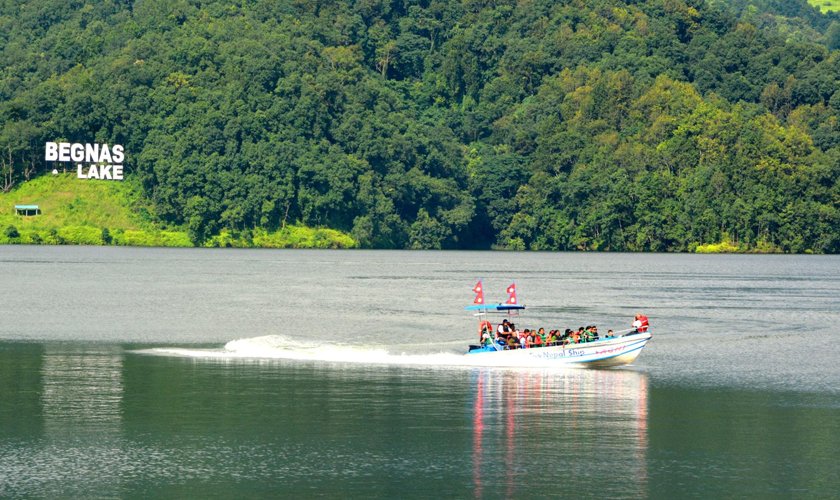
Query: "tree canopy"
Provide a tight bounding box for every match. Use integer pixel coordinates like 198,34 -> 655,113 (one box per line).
1,0 -> 839,252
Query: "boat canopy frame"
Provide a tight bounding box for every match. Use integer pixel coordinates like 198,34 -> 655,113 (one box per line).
464,304 -> 525,312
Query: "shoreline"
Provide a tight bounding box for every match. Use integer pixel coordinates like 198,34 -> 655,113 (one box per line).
0,240 -> 824,253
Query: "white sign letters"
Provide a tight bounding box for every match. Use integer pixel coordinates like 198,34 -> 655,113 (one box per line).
45,142 -> 125,180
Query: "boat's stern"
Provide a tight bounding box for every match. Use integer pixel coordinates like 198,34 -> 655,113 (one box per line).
467,344 -> 500,354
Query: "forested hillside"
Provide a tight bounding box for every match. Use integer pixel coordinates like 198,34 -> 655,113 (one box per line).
1,0 -> 839,251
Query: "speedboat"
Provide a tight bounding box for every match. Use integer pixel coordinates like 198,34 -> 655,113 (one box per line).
465,304 -> 652,368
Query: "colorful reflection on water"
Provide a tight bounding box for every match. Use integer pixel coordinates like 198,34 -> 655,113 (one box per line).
469,368 -> 649,498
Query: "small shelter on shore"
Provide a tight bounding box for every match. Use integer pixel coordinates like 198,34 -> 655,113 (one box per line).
15,204 -> 40,216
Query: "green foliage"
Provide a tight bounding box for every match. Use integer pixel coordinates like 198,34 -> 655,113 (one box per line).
408,209 -> 449,249
1,0 -> 839,252
695,240 -> 741,254
114,230 -> 192,247
810,1 -> 840,13
0,173 -> 188,246
57,225 -> 102,245
250,227 -> 357,249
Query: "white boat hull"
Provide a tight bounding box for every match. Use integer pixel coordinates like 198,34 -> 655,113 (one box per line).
465,332 -> 652,368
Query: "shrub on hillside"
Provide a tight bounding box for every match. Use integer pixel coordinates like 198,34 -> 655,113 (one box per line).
58,226 -> 104,245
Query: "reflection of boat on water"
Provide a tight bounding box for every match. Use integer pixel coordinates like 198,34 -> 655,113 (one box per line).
464,283 -> 652,367
471,368 -> 649,497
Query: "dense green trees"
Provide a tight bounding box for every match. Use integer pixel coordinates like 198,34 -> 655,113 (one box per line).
1,0 -> 838,252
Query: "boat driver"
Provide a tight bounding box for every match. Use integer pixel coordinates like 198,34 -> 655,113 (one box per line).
497,318 -> 512,340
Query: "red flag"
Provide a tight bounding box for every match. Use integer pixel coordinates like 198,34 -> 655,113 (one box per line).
472,280 -> 485,305
505,283 -> 517,305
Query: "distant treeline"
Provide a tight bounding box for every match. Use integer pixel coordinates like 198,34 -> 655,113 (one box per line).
1,0 -> 839,252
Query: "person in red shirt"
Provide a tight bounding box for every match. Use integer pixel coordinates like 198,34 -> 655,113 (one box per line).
533,330 -> 543,347
633,313 -> 650,333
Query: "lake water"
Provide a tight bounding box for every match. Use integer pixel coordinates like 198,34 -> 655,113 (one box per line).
1,246 -> 839,497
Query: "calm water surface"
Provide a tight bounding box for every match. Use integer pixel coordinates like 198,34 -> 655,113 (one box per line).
1,246 -> 839,497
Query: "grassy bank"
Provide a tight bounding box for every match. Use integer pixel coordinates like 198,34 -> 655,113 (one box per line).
203,227 -> 357,249
809,0 -> 840,12
0,174 -> 189,246
0,174 -> 356,248
693,239 -> 783,254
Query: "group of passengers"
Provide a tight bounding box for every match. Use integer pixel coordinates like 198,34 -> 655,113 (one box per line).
481,319 -> 615,349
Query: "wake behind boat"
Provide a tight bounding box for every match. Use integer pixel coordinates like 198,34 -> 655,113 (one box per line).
465,282 -> 652,368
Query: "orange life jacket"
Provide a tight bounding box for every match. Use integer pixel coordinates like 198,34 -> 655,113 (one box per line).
478,320 -> 493,341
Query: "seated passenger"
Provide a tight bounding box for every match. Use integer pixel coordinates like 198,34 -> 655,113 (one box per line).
481,331 -> 492,345
498,319 -> 511,337
562,329 -> 573,344
634,313 -> 649,333
605,329 -> 614,338
479,320 -> 493,343
506,336 -> 517,350
631,314 -> 650,334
